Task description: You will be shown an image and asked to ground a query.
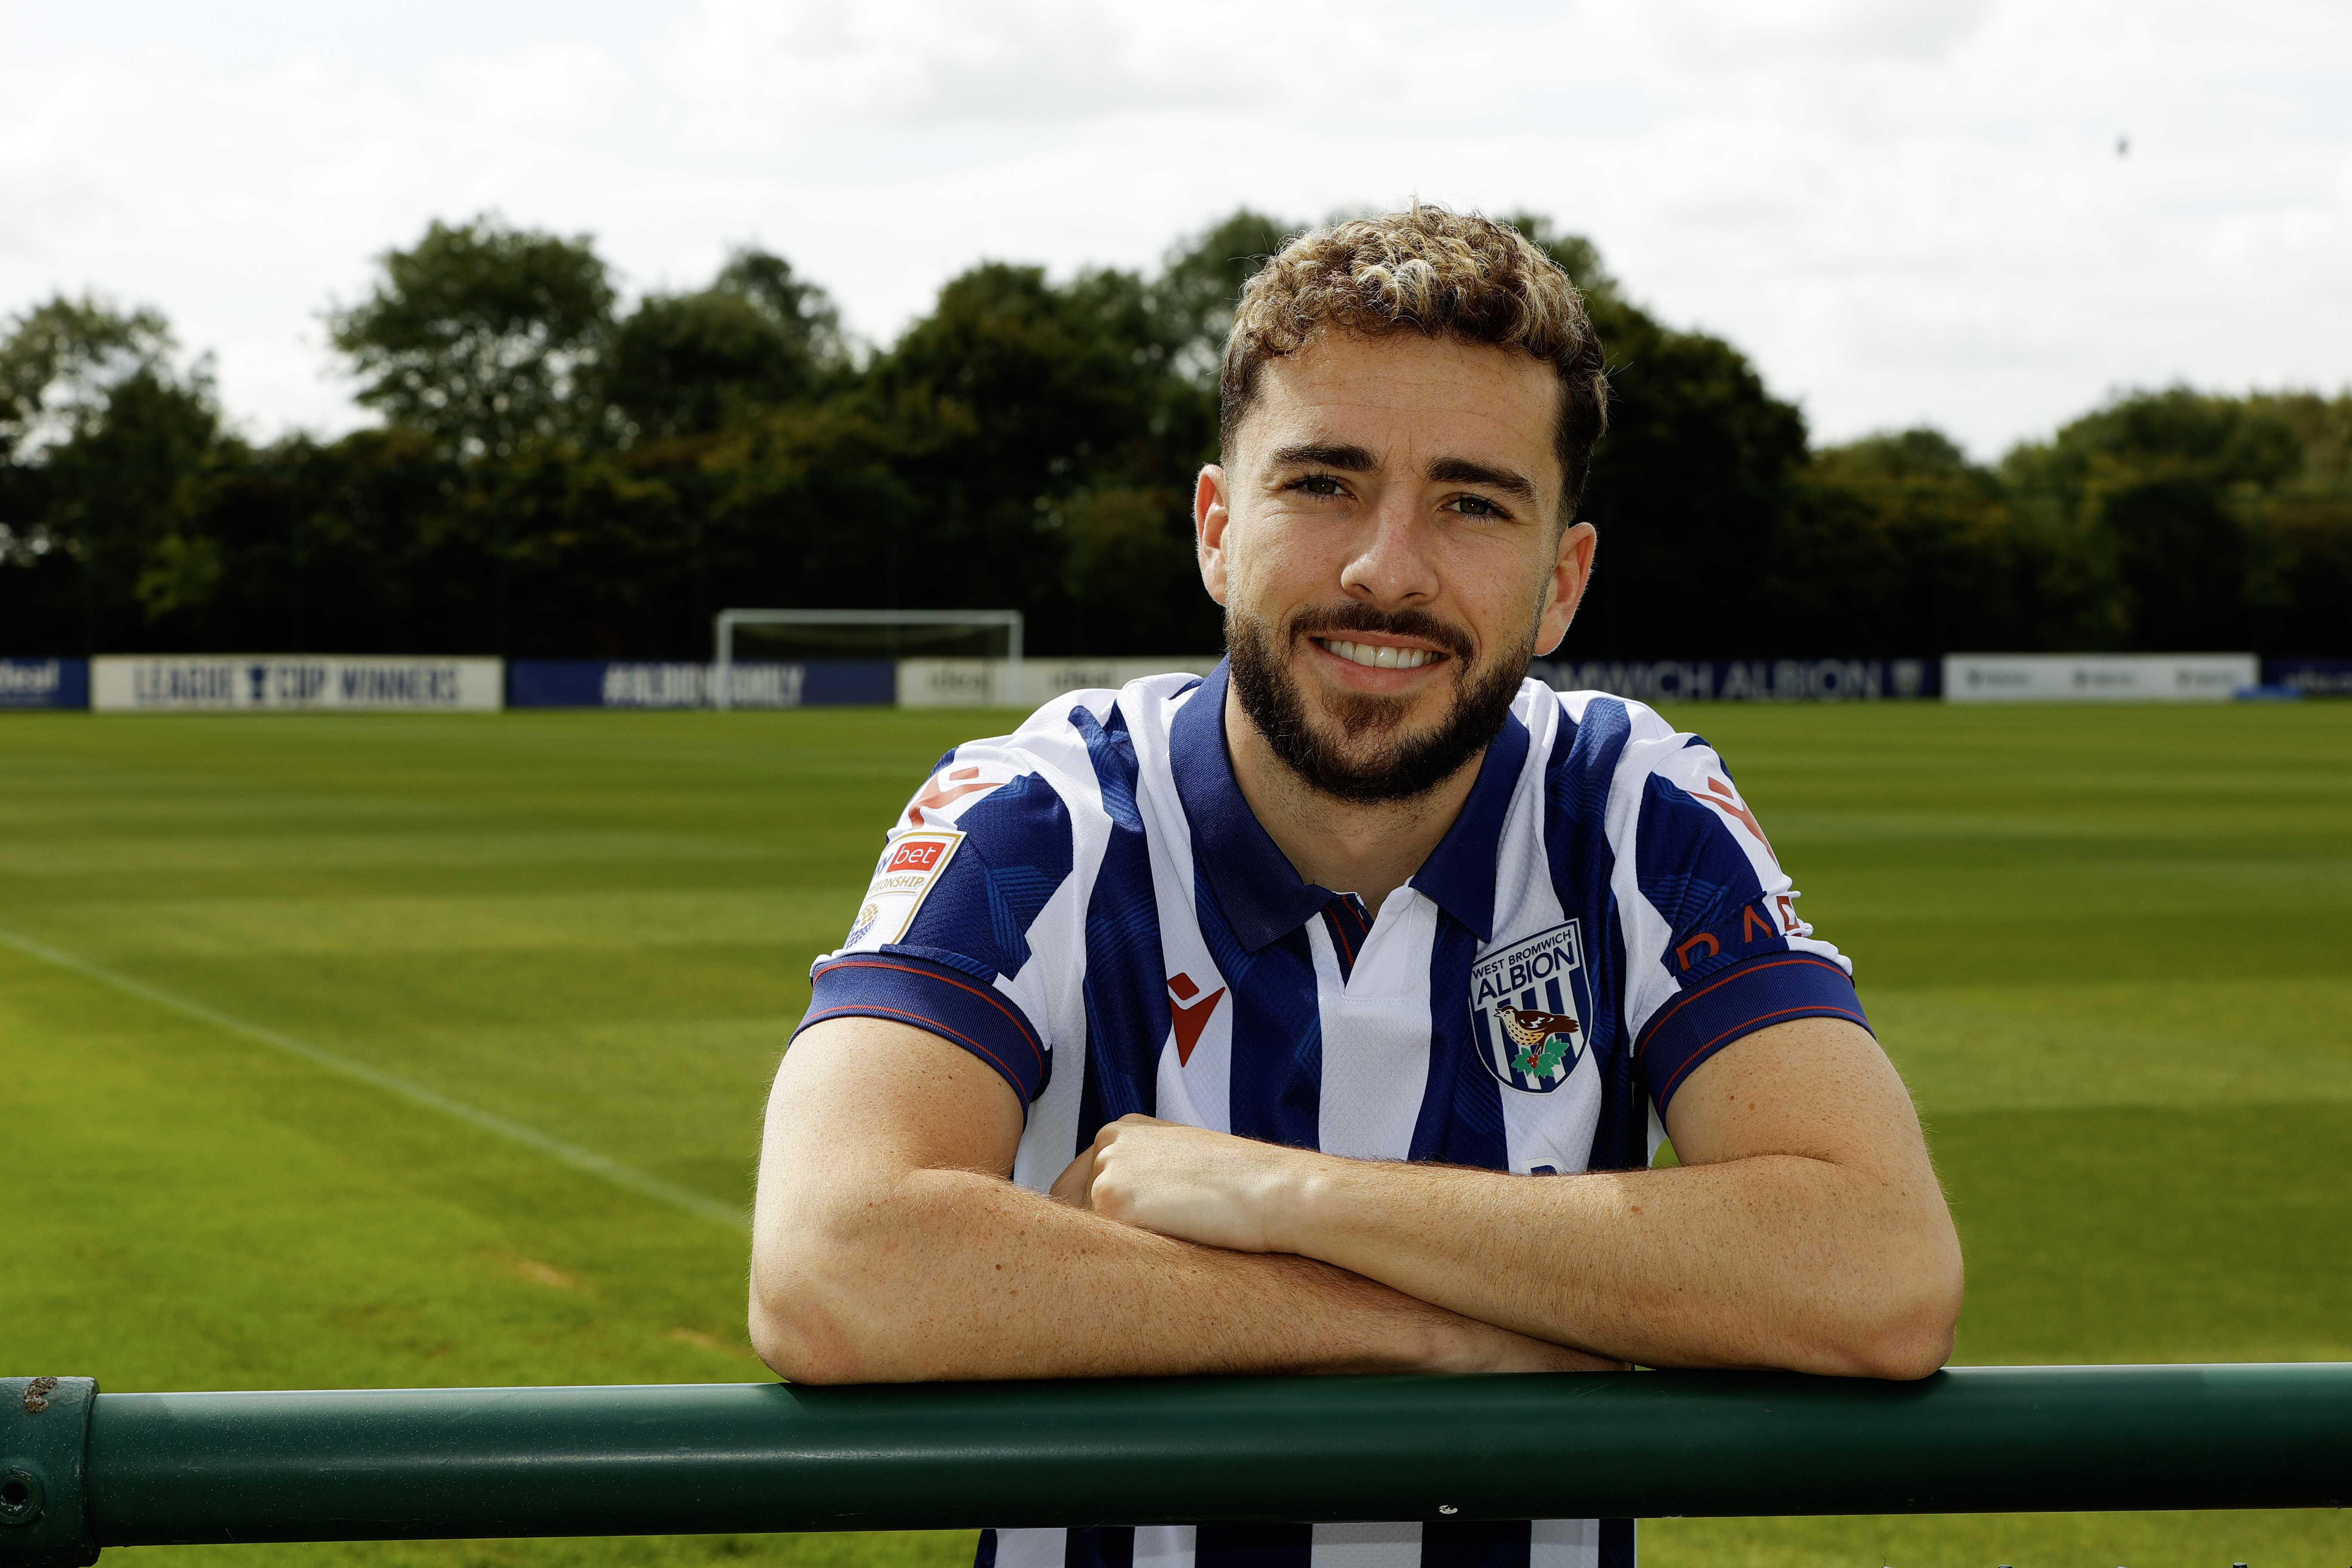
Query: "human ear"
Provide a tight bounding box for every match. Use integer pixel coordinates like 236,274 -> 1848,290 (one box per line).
1534,521 -> 1597,657
1195,466 -> 1232,608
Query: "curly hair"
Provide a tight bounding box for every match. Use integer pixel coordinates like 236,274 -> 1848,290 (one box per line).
1219,206 -> 1609,513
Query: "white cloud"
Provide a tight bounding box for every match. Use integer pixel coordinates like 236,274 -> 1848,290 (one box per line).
1642,0 -> 1997,66
676,0 -> 1198,130
0,0 -> 2345,457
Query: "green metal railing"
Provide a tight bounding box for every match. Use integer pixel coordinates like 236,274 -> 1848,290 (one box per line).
6,1366 -> 2348,1566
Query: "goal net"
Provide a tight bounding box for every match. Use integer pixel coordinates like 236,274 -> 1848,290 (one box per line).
710,609 -> 1025,710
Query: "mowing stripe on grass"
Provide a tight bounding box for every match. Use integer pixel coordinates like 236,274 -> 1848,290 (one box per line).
0,922 -> 747,1230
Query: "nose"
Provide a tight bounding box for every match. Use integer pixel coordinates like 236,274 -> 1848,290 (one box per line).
1337,493 -> 1439,608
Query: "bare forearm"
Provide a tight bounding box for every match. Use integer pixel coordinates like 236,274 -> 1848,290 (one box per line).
753,1020 -> 1607,1383
750,1164 -> 1574,1384
1076,1021 -> 1962,1378
1280,1152 -> 1959,1377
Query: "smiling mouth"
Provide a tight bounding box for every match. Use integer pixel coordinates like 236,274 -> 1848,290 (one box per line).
1316,637 -> 1441,671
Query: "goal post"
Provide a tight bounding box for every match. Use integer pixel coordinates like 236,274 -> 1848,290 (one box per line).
710,608 -> 1025,711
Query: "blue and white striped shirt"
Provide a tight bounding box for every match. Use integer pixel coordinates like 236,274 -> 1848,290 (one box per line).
802,661 -> 1868,1568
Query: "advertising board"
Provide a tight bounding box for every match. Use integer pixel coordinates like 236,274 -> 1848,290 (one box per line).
1528,657 -> 1936,703
2263,658 -> 2352,697
900,655 -> 1939,708
91,656 -> 503,711
897,657 -> 1225,710
507,660 -> 895,708
1942,653 -> 2257,702
0,658 -> 89,710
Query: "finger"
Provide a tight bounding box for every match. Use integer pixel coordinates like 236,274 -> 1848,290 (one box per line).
1086,1165 -> 1134,1225
1048,1148 -> 1097,1207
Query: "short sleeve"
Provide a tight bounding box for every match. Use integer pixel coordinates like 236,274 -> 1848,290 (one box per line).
796,756 -> 1076,1106
1622,736 -> 1870,1112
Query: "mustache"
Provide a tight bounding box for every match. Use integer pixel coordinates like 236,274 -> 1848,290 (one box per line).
1285,603 -> 1477,668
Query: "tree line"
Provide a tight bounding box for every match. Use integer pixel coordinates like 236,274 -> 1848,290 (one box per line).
2,212 -> 2345,661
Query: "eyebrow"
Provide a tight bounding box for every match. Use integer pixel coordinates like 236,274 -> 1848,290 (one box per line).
1426,456 -> 1540,505
1270,441 -> 1543,508
1268,441 -> 1378,472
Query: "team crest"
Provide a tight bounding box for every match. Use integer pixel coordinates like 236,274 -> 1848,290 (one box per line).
1469,921 -> 1595,1093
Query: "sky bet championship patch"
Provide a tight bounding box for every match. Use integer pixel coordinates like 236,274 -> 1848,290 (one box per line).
845,830 -> 965,948
1469,920 -> 1596,1093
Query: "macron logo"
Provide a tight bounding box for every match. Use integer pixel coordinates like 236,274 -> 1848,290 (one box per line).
908,765 -> 1000,827
1699,775 -> 1777,864
1167,972 -> 1226,1065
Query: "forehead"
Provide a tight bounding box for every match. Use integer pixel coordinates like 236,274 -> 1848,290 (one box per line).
1236,331 -> 1562,491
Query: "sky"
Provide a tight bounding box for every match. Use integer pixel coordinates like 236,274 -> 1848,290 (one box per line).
3,0 -> 2346,459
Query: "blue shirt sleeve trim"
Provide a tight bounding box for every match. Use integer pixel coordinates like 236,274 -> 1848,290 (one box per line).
1635,953 -> 1870,1112
799,950 -> 1048,1106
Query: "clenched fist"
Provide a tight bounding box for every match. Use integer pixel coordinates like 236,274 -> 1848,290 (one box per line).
1051,1115 -> 1624,1374
1050,1115 -> 1303,1253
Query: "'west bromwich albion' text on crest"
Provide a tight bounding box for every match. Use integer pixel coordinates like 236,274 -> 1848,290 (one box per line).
1470,920 -> 1596,1093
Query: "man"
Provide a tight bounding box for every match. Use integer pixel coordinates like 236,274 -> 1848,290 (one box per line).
750,208 -> 1963,1568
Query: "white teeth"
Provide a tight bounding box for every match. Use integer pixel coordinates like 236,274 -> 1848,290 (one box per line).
1322,638 -> 1434,671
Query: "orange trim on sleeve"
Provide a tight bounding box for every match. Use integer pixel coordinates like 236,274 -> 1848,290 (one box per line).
798,1004 -> 1026,1097
1637,955 -> 1851,1055
1651,1001 -> 1872,1103
812,956 -> 1045,1075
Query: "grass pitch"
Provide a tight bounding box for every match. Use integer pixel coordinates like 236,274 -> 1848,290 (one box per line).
2,700 -> 2347,1568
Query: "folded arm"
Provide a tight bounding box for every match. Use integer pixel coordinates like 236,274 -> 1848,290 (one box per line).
1069,1017 -> 1963,1379
747,1015 -> 1619,1384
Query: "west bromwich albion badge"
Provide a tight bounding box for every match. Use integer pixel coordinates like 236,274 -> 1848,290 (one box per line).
1470,920 -> 1595,1093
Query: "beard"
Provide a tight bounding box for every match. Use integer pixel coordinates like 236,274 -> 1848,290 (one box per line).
1226,600 -> 1536,805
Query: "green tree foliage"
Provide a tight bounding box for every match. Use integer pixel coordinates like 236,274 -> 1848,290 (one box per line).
608,248 -> 846,444
1505,215 -> 1811,657
166,428 -> 474,652
1154,209 -> 1298,386
0,294 -> 186,459
860,259 -> 1219,654
0,293 -> 223,649
1775,429 -> 2052,655
2006,387 -> 2352,653
2243,394 -> 2352,654
5,211 -> 2346,663
329,215 -> 615,462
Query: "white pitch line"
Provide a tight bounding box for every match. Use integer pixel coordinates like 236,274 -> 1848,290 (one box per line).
0,923 -> 746,1230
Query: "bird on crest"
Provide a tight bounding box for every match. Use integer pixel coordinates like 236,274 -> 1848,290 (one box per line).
1498,1006 -> 1580,1078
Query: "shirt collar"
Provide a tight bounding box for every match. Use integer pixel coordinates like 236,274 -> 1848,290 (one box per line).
1170,661 -> 1332,952
1169,659 -> 1529,950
